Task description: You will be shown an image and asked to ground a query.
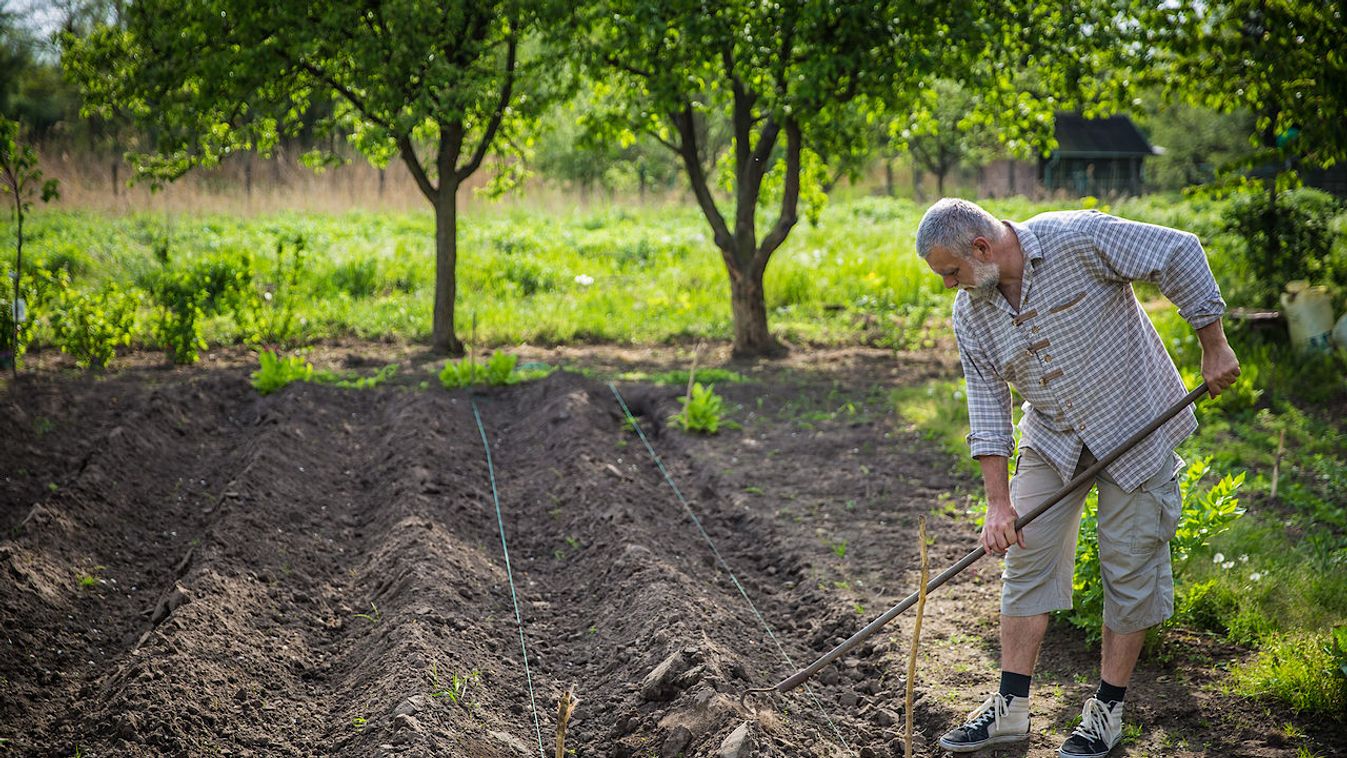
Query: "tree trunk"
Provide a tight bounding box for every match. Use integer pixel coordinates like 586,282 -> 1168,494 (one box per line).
937,169 -> 946,197
728,269 -> 779,358
111,160 -> 119,197
885,157 -> 894,197
431,180 -> 463,355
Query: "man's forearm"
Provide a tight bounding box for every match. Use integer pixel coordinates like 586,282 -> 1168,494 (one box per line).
978,454 -> 1012,510
1195,318 -> 1229,350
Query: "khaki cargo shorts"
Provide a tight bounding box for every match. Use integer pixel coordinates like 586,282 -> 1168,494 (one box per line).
1001,446 -> 1183,634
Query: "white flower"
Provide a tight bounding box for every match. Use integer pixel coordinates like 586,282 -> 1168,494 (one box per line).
1213,552 -> 1225,564
1239,554 -> 1249,563
1249,572 -> 1263,581
1222,561 -> 1235,569
574,274 -> 594,286
263,291 -> 273,301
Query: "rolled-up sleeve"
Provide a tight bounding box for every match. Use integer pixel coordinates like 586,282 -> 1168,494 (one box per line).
954,308 -> 1014,459
1083,211 -> 1226,329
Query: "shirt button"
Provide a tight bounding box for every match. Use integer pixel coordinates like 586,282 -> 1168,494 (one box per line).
1078,422 -> 1086,431
1043,354 -> 1053,363
1031,326 -> 1040,333
1066,400 -> 1074,409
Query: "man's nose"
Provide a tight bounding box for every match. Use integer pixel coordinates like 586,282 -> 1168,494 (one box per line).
943,275 -> 958,289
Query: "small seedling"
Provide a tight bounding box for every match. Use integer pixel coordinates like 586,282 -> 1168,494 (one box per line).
353,602 -> 381,624
351,716 -> 367,731
429,662 -> 479,706
831,540 -> 848,559
76,574 -> 97,589
743,485 -> 764,495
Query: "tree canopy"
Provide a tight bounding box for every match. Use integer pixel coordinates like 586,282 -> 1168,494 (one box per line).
64,0 -> 556,352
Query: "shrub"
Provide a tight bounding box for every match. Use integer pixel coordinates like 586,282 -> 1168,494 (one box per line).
147,268 -> 209,364
50,281 -> 137,369
1222,187 -> 1344,308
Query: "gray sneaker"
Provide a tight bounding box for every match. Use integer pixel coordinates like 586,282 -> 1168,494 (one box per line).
938,692 -> 1030,753
1058,697 -> 1124,758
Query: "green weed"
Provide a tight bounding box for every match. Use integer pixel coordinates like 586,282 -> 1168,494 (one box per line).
354,602 -> 381,624
1230,629 -> 1347,717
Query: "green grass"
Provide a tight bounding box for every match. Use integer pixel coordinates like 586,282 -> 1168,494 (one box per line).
4,196 -> 1148,354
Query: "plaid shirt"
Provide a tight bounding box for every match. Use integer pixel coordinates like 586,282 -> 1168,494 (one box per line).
952,210 -> 1226,492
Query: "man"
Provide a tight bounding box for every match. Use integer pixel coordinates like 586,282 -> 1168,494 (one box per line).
916,199 -> 1240,757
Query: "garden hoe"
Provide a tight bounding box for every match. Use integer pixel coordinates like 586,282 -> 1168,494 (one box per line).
740,381 -> 1211,707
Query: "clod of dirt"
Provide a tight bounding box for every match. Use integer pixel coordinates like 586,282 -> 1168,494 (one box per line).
659,725 -> 693,758
717,721 -> 752,758
393,695 -> 428,717
874,708 -> 899,727
640,648 -> 696,702
488,729 -> 533,756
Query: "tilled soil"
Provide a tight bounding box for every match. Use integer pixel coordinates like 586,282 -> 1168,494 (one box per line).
1,345 -> 1338,757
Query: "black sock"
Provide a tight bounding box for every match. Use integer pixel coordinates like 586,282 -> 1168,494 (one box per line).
1095,679 -> 1126,704
999,671 -> 1032,699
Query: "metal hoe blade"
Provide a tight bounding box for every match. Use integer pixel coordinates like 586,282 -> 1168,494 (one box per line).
741,382 -> 1210,705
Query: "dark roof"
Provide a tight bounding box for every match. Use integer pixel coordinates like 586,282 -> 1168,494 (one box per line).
1053,113 -> 1154,157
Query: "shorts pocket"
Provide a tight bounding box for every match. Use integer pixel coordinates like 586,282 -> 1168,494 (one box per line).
1130,471 -> 1181,555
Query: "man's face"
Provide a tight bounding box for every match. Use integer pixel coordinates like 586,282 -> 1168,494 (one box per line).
925,242 -> 1000,292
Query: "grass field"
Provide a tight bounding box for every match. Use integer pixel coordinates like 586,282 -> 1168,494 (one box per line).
1,194 -> 1237,355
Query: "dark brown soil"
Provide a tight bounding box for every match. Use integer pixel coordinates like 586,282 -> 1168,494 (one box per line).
1,344 -> 1339,757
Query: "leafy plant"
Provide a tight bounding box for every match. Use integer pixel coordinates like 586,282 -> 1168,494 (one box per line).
439,351 -> 550,389
1171,459 -> 1247,577
671,382 -> 724,434
50,279 -> 137,369
251,350 -> 315,395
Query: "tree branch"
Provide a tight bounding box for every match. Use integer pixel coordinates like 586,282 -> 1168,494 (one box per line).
757,119 -> 800,268
399,135 -> 437,202
671,106 -> 733,253
457,31 -> 517,182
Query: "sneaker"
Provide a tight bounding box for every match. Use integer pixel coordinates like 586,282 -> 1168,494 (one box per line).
938,692 -> 1030,753
1058,697 -> 1124,758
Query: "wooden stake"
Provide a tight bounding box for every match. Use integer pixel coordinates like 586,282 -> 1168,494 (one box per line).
555,687 -> 577,758
1271,429 -> 1285,499
905,517 -> 930,758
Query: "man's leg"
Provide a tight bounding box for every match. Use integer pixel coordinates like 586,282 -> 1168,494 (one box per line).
939,448 -> 1092,753
1100,624 -> 1147,687
1002,612 -> 1050,676
1060,453 -> 1183,758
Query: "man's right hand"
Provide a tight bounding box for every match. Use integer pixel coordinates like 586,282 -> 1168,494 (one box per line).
981,500 -> 1025,556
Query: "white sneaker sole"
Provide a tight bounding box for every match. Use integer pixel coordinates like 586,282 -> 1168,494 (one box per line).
938,733 -> 1030,753
1058,741 -> 1121,758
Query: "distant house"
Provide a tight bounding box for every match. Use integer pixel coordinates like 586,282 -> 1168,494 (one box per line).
980,113 -> 1159,198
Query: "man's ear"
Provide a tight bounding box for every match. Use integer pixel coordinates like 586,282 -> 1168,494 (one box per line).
970,236 -> 991,261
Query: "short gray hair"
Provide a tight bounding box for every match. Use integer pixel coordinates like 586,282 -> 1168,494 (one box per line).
915,198 -> 1004,259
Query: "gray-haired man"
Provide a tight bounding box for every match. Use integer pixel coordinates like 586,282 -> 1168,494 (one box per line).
917,198 -> 1240,757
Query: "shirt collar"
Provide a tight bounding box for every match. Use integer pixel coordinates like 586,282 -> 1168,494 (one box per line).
1007,220 -> 1044,267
